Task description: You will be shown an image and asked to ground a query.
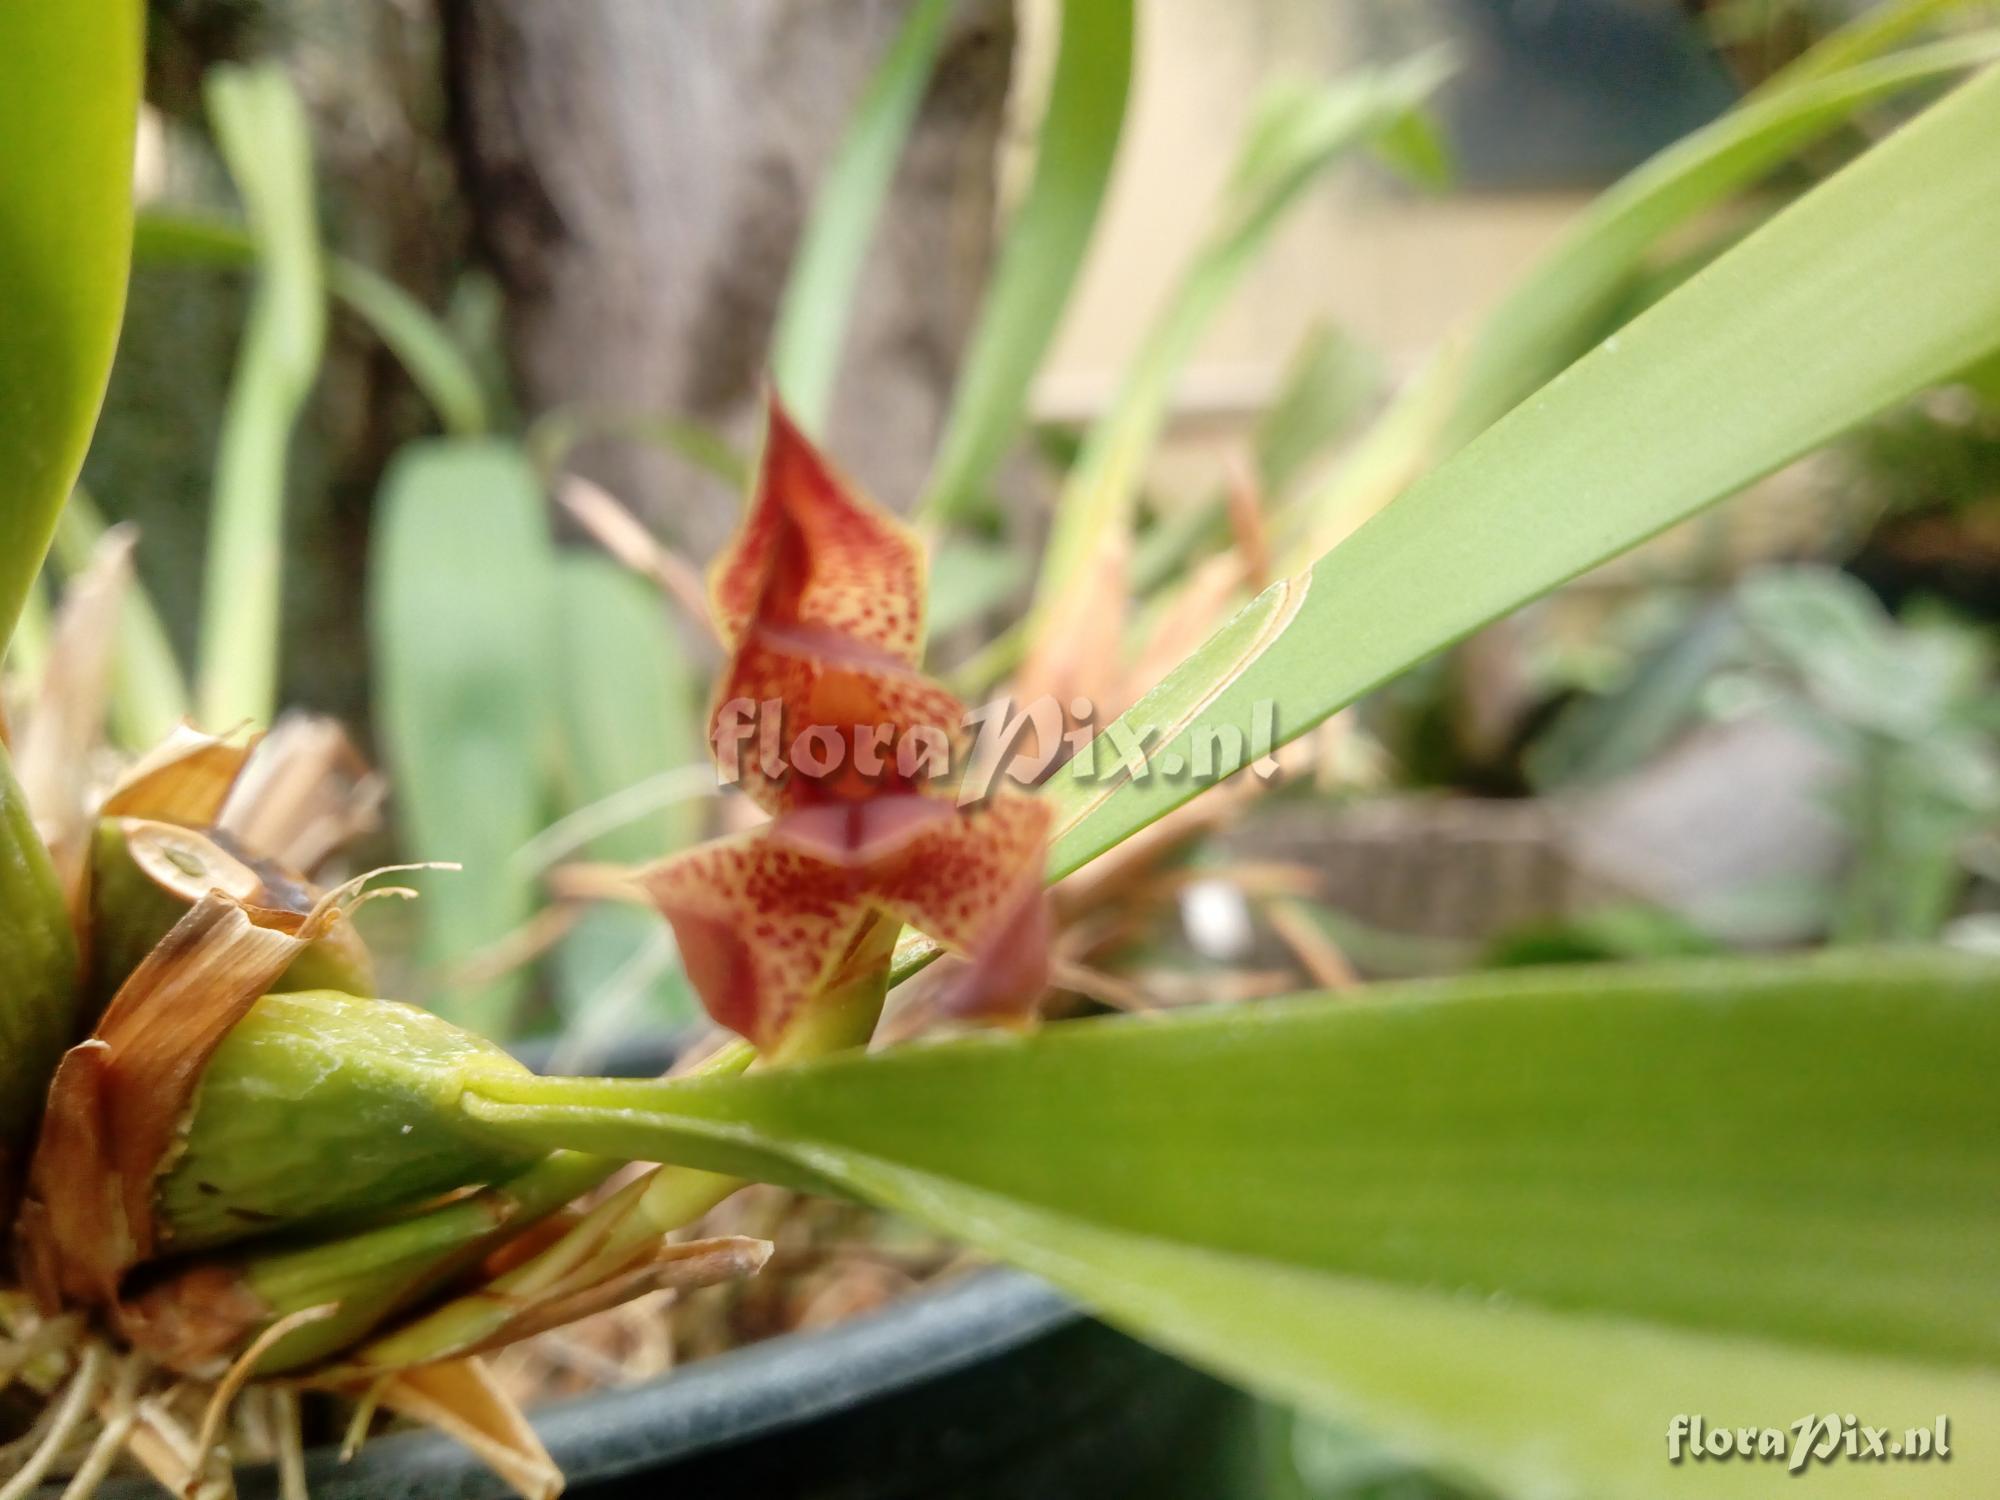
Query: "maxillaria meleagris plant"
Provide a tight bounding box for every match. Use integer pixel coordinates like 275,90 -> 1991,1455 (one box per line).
0,399 -> 1050,1500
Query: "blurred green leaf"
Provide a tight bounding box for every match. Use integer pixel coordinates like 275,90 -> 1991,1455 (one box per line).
1758,0 -> 1980,91
1026,56 -> 1449,646
1738,566 -> 2000,944
1440,31 -> 2000,457
1370,104 -> 1454,192
917,0 -> 1135,526
1524,602 -> 1740,791
770,0 -> 955,433
370,441 -> 555,1035
475,953 -> 2000,1500
330,257 -> 488,439
1483,904 -> 1723,968
196,64 -> 326,730
1298,30 -> 2000,553
1289,1415 -> 1484,1500
547,555 -> 702,1033
0,0 -> 140,653
925,538 -> 1032,638
524,406 -> 745,492
133,210 -> 490,439
1256,324 -> 1383,498
1739,566 -> 1975,737
1040,64 -> 2000,886
1125,323 -> 1384,606
52,488 -> 190,749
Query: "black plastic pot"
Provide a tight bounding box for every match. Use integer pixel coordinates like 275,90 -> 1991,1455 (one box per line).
207,1271 -> 1255,1500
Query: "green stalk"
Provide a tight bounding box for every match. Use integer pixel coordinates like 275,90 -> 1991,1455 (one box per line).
196,65 -> 326,730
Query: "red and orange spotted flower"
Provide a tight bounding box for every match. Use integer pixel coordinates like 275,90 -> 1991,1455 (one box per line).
643,398 -> 1051,1049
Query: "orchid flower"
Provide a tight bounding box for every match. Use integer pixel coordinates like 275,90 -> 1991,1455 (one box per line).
643,398 -> 1052,1049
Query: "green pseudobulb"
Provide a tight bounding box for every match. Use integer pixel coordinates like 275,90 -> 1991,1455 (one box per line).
0,753 -> 80,1231
154,990 -> 539,1253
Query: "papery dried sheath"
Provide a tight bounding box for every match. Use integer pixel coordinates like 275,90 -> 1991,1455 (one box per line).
87,817 -> 372,1019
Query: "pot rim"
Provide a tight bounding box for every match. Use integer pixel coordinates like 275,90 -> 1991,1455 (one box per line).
218,1268 -> 1074,1499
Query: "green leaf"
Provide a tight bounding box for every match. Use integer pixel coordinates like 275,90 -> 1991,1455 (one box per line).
547,555 -> 702,1032
370,441 -> 555,1036
0,0 -> 141,652
329,259 -> 488,439
1758,0 -> 1979,91
133,210 -> 490,439
769,0 -> 956,434
916,0 -> 1135,526
1043,63 -> 2000,885
53,488 -> 190,749
1255,324 -> 1383,498
924,537 -> 1033,638
1439,33 -> 2000,458
468,953 -> 2000,1500
1025,56 -> 1449,640
523,406 -> 746,492
1297,30 -> 2000,553
196,64 -> 327,729
1739,565 -> 1968,738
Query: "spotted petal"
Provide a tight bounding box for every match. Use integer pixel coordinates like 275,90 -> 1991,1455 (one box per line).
710,395 -> 927,659
643,794 -> 1052,1047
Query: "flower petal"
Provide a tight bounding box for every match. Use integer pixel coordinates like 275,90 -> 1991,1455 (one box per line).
640,835 -> 874,1047
711,634 -> 966,815
710,393 -> 926,659
867,794 -> 1054,1023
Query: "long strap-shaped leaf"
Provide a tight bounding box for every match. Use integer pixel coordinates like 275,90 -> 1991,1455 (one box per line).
1023,56 -> 1447,641
465,953 -> 2000,1499
0,0 -> 141,653
769,0 -> 956,435
916,0 -> 1135,527
196,64 -> 327,729
133,211 -> 489,439
1042,63 -> 2000,882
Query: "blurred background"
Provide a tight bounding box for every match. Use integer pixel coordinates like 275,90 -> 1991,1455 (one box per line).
13,3 -> 1998,1487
